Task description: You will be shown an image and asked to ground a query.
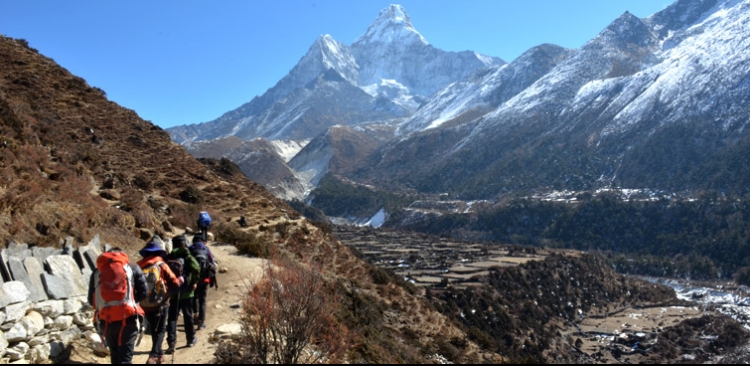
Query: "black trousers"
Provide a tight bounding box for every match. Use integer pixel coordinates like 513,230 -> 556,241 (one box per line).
144,306 -> 169,357
167,296 -> 195,346
192,283 -> 208,325
99,316 -> 139,364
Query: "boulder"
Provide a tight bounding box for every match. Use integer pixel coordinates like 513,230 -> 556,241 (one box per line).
41,273 -> 71,300
9,259 -> 46,303
45,255 -> 87,297
0,281 -> 30,305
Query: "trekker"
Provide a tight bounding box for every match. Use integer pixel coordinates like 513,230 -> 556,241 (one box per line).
88,248 -> 148,364
189,233 -> 216,331
165,235 -> 201,354
196,211 -> 212,242
238,214 -> 248,228
137,240 -> 182,364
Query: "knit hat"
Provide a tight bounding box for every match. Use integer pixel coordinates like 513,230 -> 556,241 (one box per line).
172,235 -> 187,248
192,233 -> 205,245
139,240 -> 167,258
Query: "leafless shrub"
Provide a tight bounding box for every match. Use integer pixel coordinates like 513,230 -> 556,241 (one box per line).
237,259 -> 346,364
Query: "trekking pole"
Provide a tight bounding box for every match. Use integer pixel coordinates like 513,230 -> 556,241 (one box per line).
135,314 -> 145,347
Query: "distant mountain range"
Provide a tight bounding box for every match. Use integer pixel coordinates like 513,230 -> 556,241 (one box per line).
169,0 -> 750,212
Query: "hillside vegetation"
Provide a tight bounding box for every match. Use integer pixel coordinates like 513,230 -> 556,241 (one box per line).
0,35 -> 497,363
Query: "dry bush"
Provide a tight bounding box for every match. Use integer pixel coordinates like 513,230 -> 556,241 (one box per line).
168,202 -> 200,229
179,185 -> 204,204
214,222 -> 272,258
230,259 -> 347,364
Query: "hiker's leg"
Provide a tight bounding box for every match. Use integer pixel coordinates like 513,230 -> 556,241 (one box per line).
201,227 -> 208,242
118,316 -> 139,364
104,317 -> 138,364
102,321 -> 121,364
195,283 -> 208,325
147,307 -> 169,357
180,297 -> 196,343
166,297 -> 180,347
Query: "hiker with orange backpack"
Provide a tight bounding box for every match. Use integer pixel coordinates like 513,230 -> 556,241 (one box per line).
165,235 -> 201,354
87,248 -> 148,364
137,240 -> 182,364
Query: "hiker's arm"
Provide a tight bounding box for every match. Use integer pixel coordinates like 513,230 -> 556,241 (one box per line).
87,270 -> 97,306
207,248 -> 216,264
188,256 -> 201,286
130,264 -> 149,303
161,262 -> 181,288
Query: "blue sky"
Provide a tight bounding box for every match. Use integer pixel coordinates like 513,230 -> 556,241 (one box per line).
1,1 -> 669,129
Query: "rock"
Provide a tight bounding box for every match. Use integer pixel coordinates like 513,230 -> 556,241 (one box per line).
73,312 -> 94,329
5,341 -> 28,361
59,327 -> 81,346
0,281 -> 30,306
45,255 -> 87,297
27,334 -> 49,347
87,333 -> 108,355
49,341 -> 64,358
60,237 -> 75,256
29,344 -> 50,364
43,317 -> 53,329
4,323 -> 27,343
0,330 -> 8,357
5,301 -> 31,323
19,311 -> 44,338
30,247 -> 60,263
41,273 -> 71,300
8,259 -> 46,303
219,267 -> 229,274
62,297 -> 83,315
6,242 -> 31,261
21,257 -> 48,302
214,323 -> 243,339
52,316 -> 73,331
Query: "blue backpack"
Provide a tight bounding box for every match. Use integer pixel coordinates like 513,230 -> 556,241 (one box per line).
198,211 -> 212,228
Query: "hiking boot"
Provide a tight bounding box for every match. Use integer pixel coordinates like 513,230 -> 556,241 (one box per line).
196,322 -> 206,331
146,355 -> 162,364
188,337 -> 198,348
165,343 -> 175,355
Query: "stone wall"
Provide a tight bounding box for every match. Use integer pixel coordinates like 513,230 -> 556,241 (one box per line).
0,235 -> 107,363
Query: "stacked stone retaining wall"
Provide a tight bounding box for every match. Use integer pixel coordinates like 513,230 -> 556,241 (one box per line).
0,235 -> 108,363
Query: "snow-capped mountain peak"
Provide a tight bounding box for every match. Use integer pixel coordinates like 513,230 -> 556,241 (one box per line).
354,4 -> 428,46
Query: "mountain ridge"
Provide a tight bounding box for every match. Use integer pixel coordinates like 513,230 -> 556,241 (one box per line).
167,4 -> 502,143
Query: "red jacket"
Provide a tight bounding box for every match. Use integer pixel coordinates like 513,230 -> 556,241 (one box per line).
136,256 -> 181,309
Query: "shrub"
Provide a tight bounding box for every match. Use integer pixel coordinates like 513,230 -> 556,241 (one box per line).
179,185 -> 204,204
214,222 -> 271,258
230,259 -> 347,364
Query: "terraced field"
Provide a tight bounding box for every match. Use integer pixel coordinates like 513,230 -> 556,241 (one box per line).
333,225 -> 550,289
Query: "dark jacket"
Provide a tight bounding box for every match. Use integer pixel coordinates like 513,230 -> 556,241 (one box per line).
189,241 -> 215,265
168,247 -> 200,300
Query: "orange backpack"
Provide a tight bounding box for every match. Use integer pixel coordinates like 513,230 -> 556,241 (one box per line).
94,251 -> 142,322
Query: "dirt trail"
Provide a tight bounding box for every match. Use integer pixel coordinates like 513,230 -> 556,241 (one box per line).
72,239 -> 267,364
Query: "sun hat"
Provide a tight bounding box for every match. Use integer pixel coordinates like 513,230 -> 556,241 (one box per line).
139,240 -> 167,258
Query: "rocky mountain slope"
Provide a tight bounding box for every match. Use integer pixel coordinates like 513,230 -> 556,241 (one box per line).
184,136 -> 309,200
5,28 -> 748,364
167,4 -> 502,144
289,125 -> 385,189
0,34 -> 501,363
354,0 -> 750,198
